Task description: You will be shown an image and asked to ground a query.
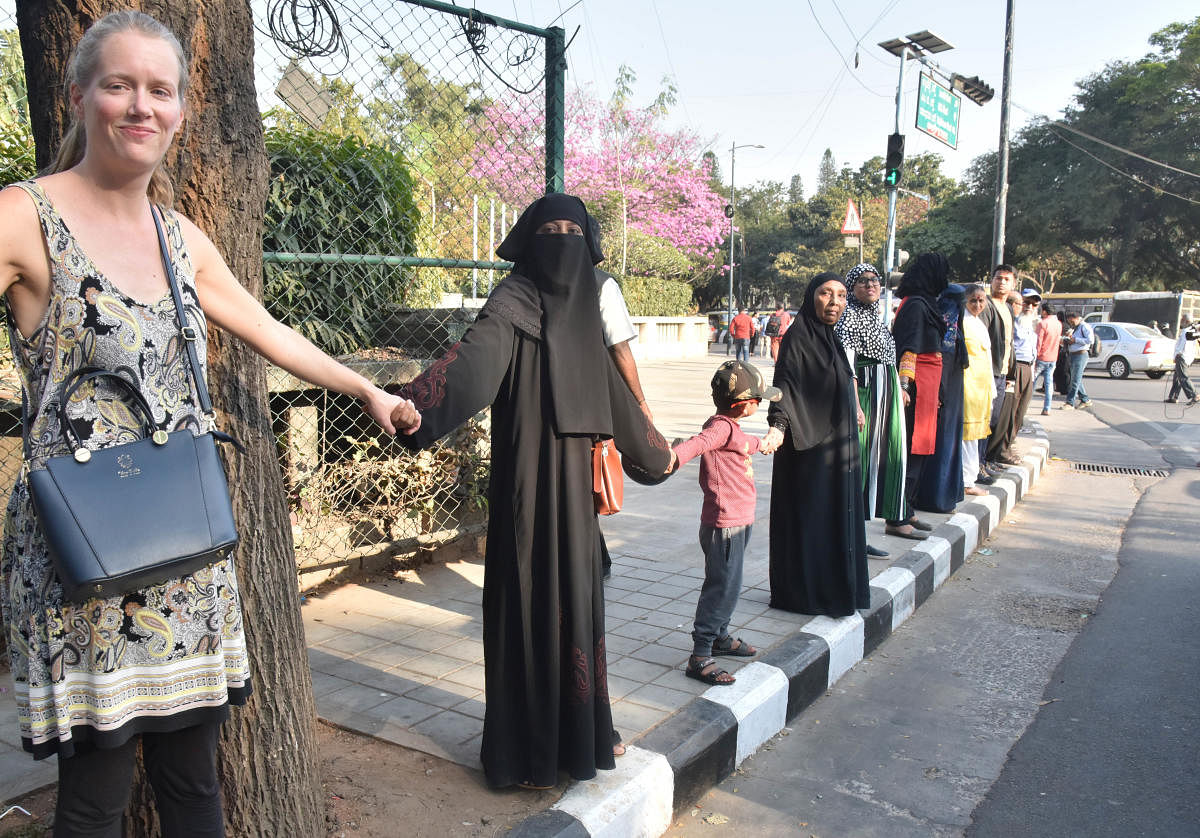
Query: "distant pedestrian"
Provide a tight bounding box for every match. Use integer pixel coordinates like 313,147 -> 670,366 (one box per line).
672,360 -> 780,685
1165,316 -> 1198,404
765,301 -> 793,361
1061,312 -> 1094,409
730,308 -> 755,362
1034,301 -> 1062,414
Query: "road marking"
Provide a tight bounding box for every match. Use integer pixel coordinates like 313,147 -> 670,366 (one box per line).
1098,400 -> 1200,454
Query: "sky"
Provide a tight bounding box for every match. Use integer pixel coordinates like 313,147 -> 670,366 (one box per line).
490,0 -> 1198,194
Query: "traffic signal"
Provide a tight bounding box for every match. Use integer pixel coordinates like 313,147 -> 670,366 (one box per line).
884,133 -> 905,188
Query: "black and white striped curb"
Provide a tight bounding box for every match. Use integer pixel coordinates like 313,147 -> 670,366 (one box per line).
511,429 -> 1050,838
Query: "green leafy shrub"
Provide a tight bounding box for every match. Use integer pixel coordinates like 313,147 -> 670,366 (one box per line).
617,275 -> 696,317
263,126 -> 422,355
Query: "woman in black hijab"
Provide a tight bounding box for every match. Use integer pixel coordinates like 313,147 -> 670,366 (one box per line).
761,273 -> 869,617
397,193 -> 672,789
888,252 -> 950,538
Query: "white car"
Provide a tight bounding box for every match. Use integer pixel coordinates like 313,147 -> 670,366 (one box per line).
1086,321 -> 1174,379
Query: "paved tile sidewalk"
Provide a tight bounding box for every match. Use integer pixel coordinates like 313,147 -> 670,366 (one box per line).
302,350 -> 961,769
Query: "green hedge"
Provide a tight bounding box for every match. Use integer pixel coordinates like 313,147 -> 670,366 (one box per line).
263,125 -> 421,355
616,275 -> 696,317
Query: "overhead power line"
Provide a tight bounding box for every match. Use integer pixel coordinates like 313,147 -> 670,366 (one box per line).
1045,127 -> 1200,206
1013,102 -> 1200,180
805,0 -> 890,99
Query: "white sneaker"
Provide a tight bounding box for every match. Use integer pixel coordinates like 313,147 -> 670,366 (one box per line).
1060,403 -> 1074,410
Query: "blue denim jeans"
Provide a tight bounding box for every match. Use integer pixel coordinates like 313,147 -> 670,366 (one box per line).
734,339 -> 750,362
1066,351 -> 1090,406
692,524 -> 751,657
1035,359 -> 1056,411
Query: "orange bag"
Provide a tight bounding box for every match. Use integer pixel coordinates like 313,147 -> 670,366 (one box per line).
592,439 -> 623,515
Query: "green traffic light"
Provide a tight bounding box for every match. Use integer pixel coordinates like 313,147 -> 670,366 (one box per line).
884,169 -> 900,187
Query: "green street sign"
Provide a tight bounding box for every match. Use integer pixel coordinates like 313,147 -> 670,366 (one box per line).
915,72 -> 961,150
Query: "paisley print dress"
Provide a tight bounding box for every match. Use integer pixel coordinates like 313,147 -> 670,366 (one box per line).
1,181 -> 251,759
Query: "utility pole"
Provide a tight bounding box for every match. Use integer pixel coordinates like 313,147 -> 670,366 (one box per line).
992,0 -> 1015,267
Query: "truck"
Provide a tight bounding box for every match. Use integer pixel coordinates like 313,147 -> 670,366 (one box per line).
1107,291 -> 1200,337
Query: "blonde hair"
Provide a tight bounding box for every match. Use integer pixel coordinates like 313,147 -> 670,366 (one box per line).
44,10 -> 188,206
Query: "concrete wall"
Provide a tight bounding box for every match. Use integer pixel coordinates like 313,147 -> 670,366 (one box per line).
628,316 -> 711,361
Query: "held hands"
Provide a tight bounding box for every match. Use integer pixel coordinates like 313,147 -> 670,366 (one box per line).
664,448 -> 679,475
760,427 -> 784,455
362,387 -> 422,436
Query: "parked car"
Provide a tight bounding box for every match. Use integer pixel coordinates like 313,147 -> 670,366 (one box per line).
1086,321 -> 1174,379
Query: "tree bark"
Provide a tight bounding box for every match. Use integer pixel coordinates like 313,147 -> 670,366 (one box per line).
16,1 -> 325,835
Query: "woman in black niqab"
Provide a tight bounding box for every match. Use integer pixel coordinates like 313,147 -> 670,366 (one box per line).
763,273 -> 870,617
397,193 -> 673,789
889,252 -> 952,534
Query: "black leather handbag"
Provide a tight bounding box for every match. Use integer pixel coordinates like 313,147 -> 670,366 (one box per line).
25,206 -> 240,601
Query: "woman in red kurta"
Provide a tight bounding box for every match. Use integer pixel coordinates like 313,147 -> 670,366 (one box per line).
888,253 -> 951,539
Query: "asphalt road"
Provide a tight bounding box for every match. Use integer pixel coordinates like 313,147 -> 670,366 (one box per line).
1070,370 -> 1200,468
967,466 -> 1200,837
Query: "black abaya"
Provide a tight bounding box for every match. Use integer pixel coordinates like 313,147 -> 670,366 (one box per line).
398,276 -> 671,788
767,274 -> 870,618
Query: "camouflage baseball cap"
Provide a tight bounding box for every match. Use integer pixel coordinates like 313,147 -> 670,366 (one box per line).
710,360 -> 782,408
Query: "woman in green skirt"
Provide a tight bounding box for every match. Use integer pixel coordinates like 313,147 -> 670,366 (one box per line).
835,263 -> 908,553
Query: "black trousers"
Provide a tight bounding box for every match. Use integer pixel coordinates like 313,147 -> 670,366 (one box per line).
1168,355 -> 1196,401
55,723 -> 224,838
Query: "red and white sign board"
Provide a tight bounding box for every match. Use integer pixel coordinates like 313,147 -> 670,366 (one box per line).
840,199 -> 864,235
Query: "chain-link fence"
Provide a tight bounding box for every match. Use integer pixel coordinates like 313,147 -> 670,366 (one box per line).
0,0 -> 567,581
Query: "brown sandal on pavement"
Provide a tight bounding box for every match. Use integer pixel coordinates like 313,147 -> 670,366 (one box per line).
686,656 -> 735,685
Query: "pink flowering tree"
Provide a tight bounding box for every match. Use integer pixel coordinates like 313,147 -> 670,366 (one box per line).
472,85 -> 727,277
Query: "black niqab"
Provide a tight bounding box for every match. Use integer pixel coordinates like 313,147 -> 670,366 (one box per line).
771,272 -> 852,451
892,252 -> 951,357
496,193 -> 612,436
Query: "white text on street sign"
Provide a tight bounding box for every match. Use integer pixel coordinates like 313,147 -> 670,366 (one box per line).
915,72 -> 961,150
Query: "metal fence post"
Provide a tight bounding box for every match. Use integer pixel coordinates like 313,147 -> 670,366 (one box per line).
544,25 -> 566,194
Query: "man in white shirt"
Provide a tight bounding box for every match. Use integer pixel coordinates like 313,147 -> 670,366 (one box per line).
1165,316 -> 1198,404
596,268 -> 653,421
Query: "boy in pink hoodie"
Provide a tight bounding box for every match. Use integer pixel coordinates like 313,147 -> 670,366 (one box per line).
672,361 -> 780,686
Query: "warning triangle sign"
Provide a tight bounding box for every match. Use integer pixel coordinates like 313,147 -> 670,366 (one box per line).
840,199 -> 864,235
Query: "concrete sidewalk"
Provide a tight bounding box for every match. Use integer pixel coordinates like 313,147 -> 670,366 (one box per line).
0,348 -> 1049,831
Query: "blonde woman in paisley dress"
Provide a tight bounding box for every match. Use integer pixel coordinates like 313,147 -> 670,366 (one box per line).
0,11 -> 420,836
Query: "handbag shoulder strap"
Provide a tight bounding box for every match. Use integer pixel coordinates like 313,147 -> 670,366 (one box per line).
151,204 -> 213,416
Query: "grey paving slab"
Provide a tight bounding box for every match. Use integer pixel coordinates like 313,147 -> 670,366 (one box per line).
626,643 -> 690,668
440,664 -> 487,691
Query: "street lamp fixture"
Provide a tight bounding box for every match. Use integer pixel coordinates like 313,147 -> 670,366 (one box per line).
728,142 -> 765,347
876,31 -> 990,281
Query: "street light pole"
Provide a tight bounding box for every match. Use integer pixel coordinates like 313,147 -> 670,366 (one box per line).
991,0 -> 1016,267
727,142 -> 764,349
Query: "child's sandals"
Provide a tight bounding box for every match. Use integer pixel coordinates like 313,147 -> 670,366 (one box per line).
686,656 -> 735,686
712,635 -> 757,657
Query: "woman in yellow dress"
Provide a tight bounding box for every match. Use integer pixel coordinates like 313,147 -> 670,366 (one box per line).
962,285 -> 997,495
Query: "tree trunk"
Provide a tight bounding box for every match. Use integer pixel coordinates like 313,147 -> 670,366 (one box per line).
16,1 -> 325,835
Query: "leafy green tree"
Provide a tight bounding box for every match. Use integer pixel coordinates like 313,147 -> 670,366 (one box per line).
817,148 -> 837,195
788,173 -> 804,204
0,30 -> 34,185
263,126 -> 424,355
